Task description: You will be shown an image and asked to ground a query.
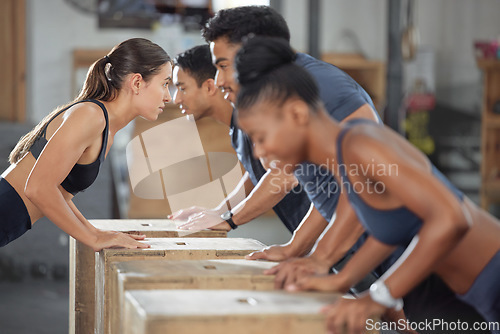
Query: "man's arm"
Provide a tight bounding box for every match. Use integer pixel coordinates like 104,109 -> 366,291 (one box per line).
308,192 -> 365,267
221,171 -> 254,212
178,164 -> 300,230
246,203 -> 329,261
267,191 -> 367,289
231,166 -> 298,226
172,171 -> 253,221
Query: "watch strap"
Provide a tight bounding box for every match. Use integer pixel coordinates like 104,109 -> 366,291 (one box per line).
221,211 -> 238,230
369,280 -> 404,311
225,216 -> 238,229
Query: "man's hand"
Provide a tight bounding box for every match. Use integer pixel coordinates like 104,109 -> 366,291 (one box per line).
245,244 -> 293,262
264,256 -> 332,290
169,206 -> 209,220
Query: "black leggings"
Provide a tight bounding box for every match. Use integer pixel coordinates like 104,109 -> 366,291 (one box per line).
0,177 -> 31,247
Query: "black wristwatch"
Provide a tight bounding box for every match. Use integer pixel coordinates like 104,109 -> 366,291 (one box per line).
220,210 -> 238,229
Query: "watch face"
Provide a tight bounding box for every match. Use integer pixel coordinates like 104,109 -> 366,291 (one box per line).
221,211 -> 232,220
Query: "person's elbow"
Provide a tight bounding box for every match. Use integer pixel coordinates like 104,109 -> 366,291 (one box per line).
24,180 -> 48,206
439,205 -> 470,242
452,209 -> 471,239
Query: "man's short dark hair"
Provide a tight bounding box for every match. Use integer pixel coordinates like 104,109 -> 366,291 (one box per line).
174,44 -> 216,87
202,6 -> 290,44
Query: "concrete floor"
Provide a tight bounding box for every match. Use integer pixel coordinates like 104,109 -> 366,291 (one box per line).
0,102 -> 498,334
0,280 -> 69,334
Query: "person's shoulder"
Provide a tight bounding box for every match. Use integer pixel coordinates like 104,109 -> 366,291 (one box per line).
296,53 -> 348,81
294,52 -> 308,64
296,53 -> 319,67
64,101 -> 107,134
341,121 -> 389,163
295,52 -> 336,68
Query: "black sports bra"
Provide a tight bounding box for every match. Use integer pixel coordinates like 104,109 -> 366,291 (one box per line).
29,99 -> 109,196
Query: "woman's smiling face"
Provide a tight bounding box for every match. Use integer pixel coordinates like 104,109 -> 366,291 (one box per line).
237,98 -> 310,174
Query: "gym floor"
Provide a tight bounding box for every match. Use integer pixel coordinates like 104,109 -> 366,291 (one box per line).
0,102 -> 497,334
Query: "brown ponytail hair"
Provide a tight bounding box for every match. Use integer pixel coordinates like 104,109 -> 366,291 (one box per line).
9,38 -> 171,164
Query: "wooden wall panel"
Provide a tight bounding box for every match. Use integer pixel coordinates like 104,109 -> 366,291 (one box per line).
0,0 -> 25,122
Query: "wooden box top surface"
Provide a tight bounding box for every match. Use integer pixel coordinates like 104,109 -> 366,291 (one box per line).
125,289 -> 340,317
101,238 -> 266,256
114,259 -> 277,279
89,219 -> 225,236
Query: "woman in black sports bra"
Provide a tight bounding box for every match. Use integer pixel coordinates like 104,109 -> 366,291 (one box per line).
0,38 -> 172,251
235,37 -> 500,333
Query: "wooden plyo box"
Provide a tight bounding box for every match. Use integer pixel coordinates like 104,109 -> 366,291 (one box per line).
110,259 -> 277,334
69,219 -> 226,334
124,290 -> 342,334
96,238 -> 267,334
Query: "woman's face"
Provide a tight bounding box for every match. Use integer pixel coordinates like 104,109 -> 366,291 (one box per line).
238,98 -> 309,173
137,63 -> 173,121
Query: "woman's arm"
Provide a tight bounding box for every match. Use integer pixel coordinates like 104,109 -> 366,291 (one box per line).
345,128 -> 470,299
67,200 -> 98,233
67,199 -> 146,245
25,104 -> 148,251
289,235 -> 396,292
264,191 -> 369,289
